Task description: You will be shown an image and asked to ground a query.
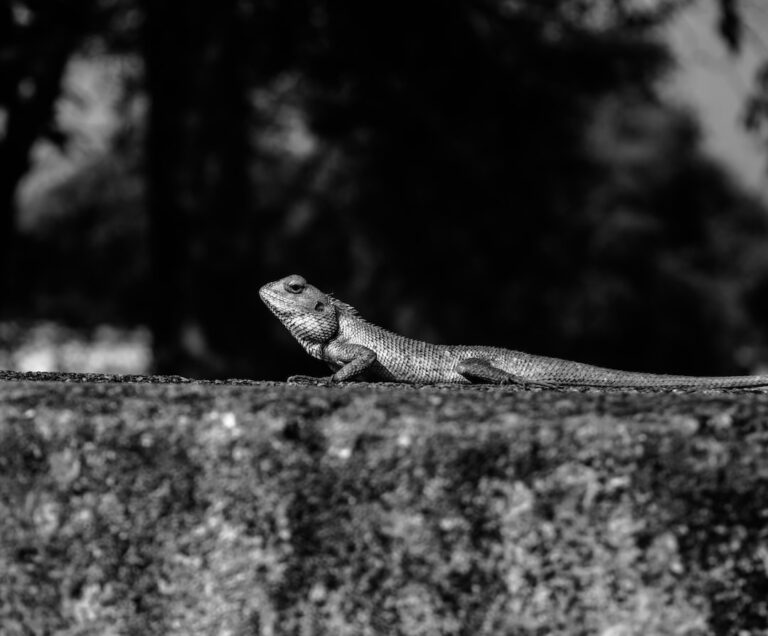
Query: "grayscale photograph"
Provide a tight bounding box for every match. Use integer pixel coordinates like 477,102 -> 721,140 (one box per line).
1,0 -> 767,634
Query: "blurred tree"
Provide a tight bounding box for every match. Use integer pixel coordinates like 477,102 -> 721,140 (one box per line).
142,0 -> 679,375
258,0 -> 768,375
579,95 -> 768,372
9,0 -> 768,378
0,0 -> 91,311
0,0 -> 137,315
127,0 -> 768,376
142,0 -> 268,374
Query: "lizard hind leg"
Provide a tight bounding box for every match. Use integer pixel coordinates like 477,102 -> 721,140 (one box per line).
456,357 -> 555,388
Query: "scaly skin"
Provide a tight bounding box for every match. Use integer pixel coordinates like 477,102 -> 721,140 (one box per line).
260,274 -> 768,389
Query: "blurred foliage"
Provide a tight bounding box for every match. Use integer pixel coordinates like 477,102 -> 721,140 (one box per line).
4,0 -> 768,378
0,322 -> 150,374
2,381 -> 768,634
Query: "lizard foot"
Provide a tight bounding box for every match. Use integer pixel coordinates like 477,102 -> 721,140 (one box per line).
287,375 -> 335,386
457,358 -> 556,388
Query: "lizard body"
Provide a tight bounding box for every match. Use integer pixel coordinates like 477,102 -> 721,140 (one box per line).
260,274 -> 768,389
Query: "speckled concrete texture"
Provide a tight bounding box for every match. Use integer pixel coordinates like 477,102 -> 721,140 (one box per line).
1,374 -> 767,635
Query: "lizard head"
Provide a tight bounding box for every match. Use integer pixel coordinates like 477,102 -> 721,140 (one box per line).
259,274 -> 340,354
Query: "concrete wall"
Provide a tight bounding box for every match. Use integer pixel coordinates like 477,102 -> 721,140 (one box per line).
1,375 -> 766,635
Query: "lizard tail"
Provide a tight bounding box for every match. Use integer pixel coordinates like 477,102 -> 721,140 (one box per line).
552,370 -> 768,389
517,354 -> 768,389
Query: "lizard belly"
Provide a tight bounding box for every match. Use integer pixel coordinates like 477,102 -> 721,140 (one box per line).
375,344 -> 467,383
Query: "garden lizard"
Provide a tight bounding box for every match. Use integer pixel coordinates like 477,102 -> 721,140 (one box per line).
260,274 -> 768,389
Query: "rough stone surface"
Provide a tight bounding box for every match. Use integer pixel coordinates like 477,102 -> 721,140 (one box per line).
1,372 -> 767,635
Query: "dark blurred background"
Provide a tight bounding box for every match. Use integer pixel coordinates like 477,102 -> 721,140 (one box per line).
2,0 -> 768,380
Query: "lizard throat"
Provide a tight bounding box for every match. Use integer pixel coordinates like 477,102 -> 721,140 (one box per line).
300,340 -> 325,359
284,314 -> 337,360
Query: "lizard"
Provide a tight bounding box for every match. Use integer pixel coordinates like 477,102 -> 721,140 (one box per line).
260,274 -> 768,389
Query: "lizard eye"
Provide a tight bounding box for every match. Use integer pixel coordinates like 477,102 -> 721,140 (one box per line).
285,280 -> 305,294
314,301 -> 325,312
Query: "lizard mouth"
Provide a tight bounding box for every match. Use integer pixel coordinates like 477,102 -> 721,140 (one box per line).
259,285 -> 290,318
259,286 -> 286,313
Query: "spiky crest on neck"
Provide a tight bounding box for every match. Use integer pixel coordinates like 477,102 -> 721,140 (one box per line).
328,296 -> 363,318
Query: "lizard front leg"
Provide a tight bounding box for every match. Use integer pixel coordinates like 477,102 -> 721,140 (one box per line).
456,358 -> 555,388
328,343 -> 377,381
288,343 -> 377,384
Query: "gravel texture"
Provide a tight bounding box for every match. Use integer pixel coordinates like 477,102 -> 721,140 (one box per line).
1,372 -> 767,635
